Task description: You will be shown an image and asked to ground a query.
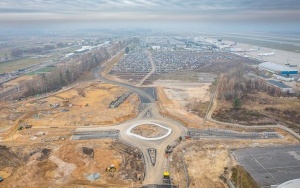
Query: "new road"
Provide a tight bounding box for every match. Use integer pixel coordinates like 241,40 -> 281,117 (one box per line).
73,54 -> 296,186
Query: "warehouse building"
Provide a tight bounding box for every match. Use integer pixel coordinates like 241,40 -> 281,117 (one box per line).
258,62 -> 298,76
267,80 -> 294,93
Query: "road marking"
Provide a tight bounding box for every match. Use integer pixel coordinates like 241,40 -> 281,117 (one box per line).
288,151 -> 300,160
251,154 -> 277,184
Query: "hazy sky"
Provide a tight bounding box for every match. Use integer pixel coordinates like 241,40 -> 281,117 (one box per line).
1,0 -> 300,32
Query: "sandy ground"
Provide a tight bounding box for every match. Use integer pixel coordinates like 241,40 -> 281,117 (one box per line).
154,80 -> 211,106
0,82 -> 139,133
155,80 -> 211,128
0,75 -> 34,91
0,140 -> 142,188
169,137 -> 298,188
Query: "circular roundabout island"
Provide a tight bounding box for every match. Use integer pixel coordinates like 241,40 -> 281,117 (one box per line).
126,122 -> 172,141
131,124 -> 169,138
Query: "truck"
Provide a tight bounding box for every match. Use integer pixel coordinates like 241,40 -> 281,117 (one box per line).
163,171 -> 171,184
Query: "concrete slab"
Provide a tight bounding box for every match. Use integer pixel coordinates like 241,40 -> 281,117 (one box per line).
233,145 -> 300,188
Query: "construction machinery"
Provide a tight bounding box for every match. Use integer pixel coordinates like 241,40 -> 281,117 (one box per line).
163,171 -> 171,184
105,164 -> 117,172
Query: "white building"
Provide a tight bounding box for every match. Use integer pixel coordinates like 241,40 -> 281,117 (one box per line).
151,45 -> 161,50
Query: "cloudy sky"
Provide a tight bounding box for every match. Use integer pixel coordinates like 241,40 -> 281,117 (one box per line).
0,0 -> 300,31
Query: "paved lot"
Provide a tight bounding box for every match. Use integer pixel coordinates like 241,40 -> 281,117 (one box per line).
233,145 -> 300,188
72,130 -> 119,140
188,128 -> 282,140
141,87 -> 157,102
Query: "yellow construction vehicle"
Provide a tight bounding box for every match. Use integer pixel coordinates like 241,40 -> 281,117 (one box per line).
163,171 -> 170,184
105,164 -> 116,172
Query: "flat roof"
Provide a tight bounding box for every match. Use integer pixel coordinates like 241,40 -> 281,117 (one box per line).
259,62 -> 298,72
268,80 -> 292,89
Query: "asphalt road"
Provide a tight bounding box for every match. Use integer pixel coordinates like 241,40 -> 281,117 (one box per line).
74,103 -> 188,185
88,66 -> 187,184
139,50 -> 156,86
93,67 -> 154,103
78,58 -> 300,186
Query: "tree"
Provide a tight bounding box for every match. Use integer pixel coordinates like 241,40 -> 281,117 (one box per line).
56,42 -> 64,48
232,97 -> 242,109
10,48 -> 23,58
28,47 -> 43,54
43,45 -> 55,51
125,47 -> 129,54
66,70 -> 72,83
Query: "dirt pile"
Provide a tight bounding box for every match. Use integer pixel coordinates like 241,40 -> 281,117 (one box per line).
112,141 -> 145,182
0,145 -> 22,168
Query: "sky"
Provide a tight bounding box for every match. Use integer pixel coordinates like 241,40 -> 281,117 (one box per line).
1,0 -> 300,32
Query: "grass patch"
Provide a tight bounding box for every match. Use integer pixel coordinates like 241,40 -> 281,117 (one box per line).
27,66 -> 56,75
213,107 -> 275,125
0,57 -> 53,74
231,165 -> 260,188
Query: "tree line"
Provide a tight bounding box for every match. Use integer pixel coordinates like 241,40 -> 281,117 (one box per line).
218,65 -> 288,102
21,40 -> 128,98
10,43 -> 65,58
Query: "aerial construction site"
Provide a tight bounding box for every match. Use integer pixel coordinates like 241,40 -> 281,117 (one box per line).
0,32 -> 300,188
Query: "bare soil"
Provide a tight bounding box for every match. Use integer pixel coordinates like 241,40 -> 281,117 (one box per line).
0,140 -> 144,188
169,138 -> 297,188
131,124 -> 168,138
155,80 -> 212,128
0,82 -> 139,132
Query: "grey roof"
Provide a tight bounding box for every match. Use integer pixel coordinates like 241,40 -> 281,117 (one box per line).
268,80 -> 292,89
259,62 -> 298,72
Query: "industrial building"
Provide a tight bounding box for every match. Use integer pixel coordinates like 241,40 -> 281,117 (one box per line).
267,80 -> 294,93
258,62 -> 298,76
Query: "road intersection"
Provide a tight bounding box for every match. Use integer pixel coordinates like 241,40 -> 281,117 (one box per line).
74,57 -> 297,186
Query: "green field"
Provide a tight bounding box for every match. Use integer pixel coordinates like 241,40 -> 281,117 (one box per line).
27,66 -> 56,75
0,57 -> 53,74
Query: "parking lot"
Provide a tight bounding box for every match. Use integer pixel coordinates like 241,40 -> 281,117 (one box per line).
112,50 -> 259,76
111,49 -> 151,74
233,145 -> 300,187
